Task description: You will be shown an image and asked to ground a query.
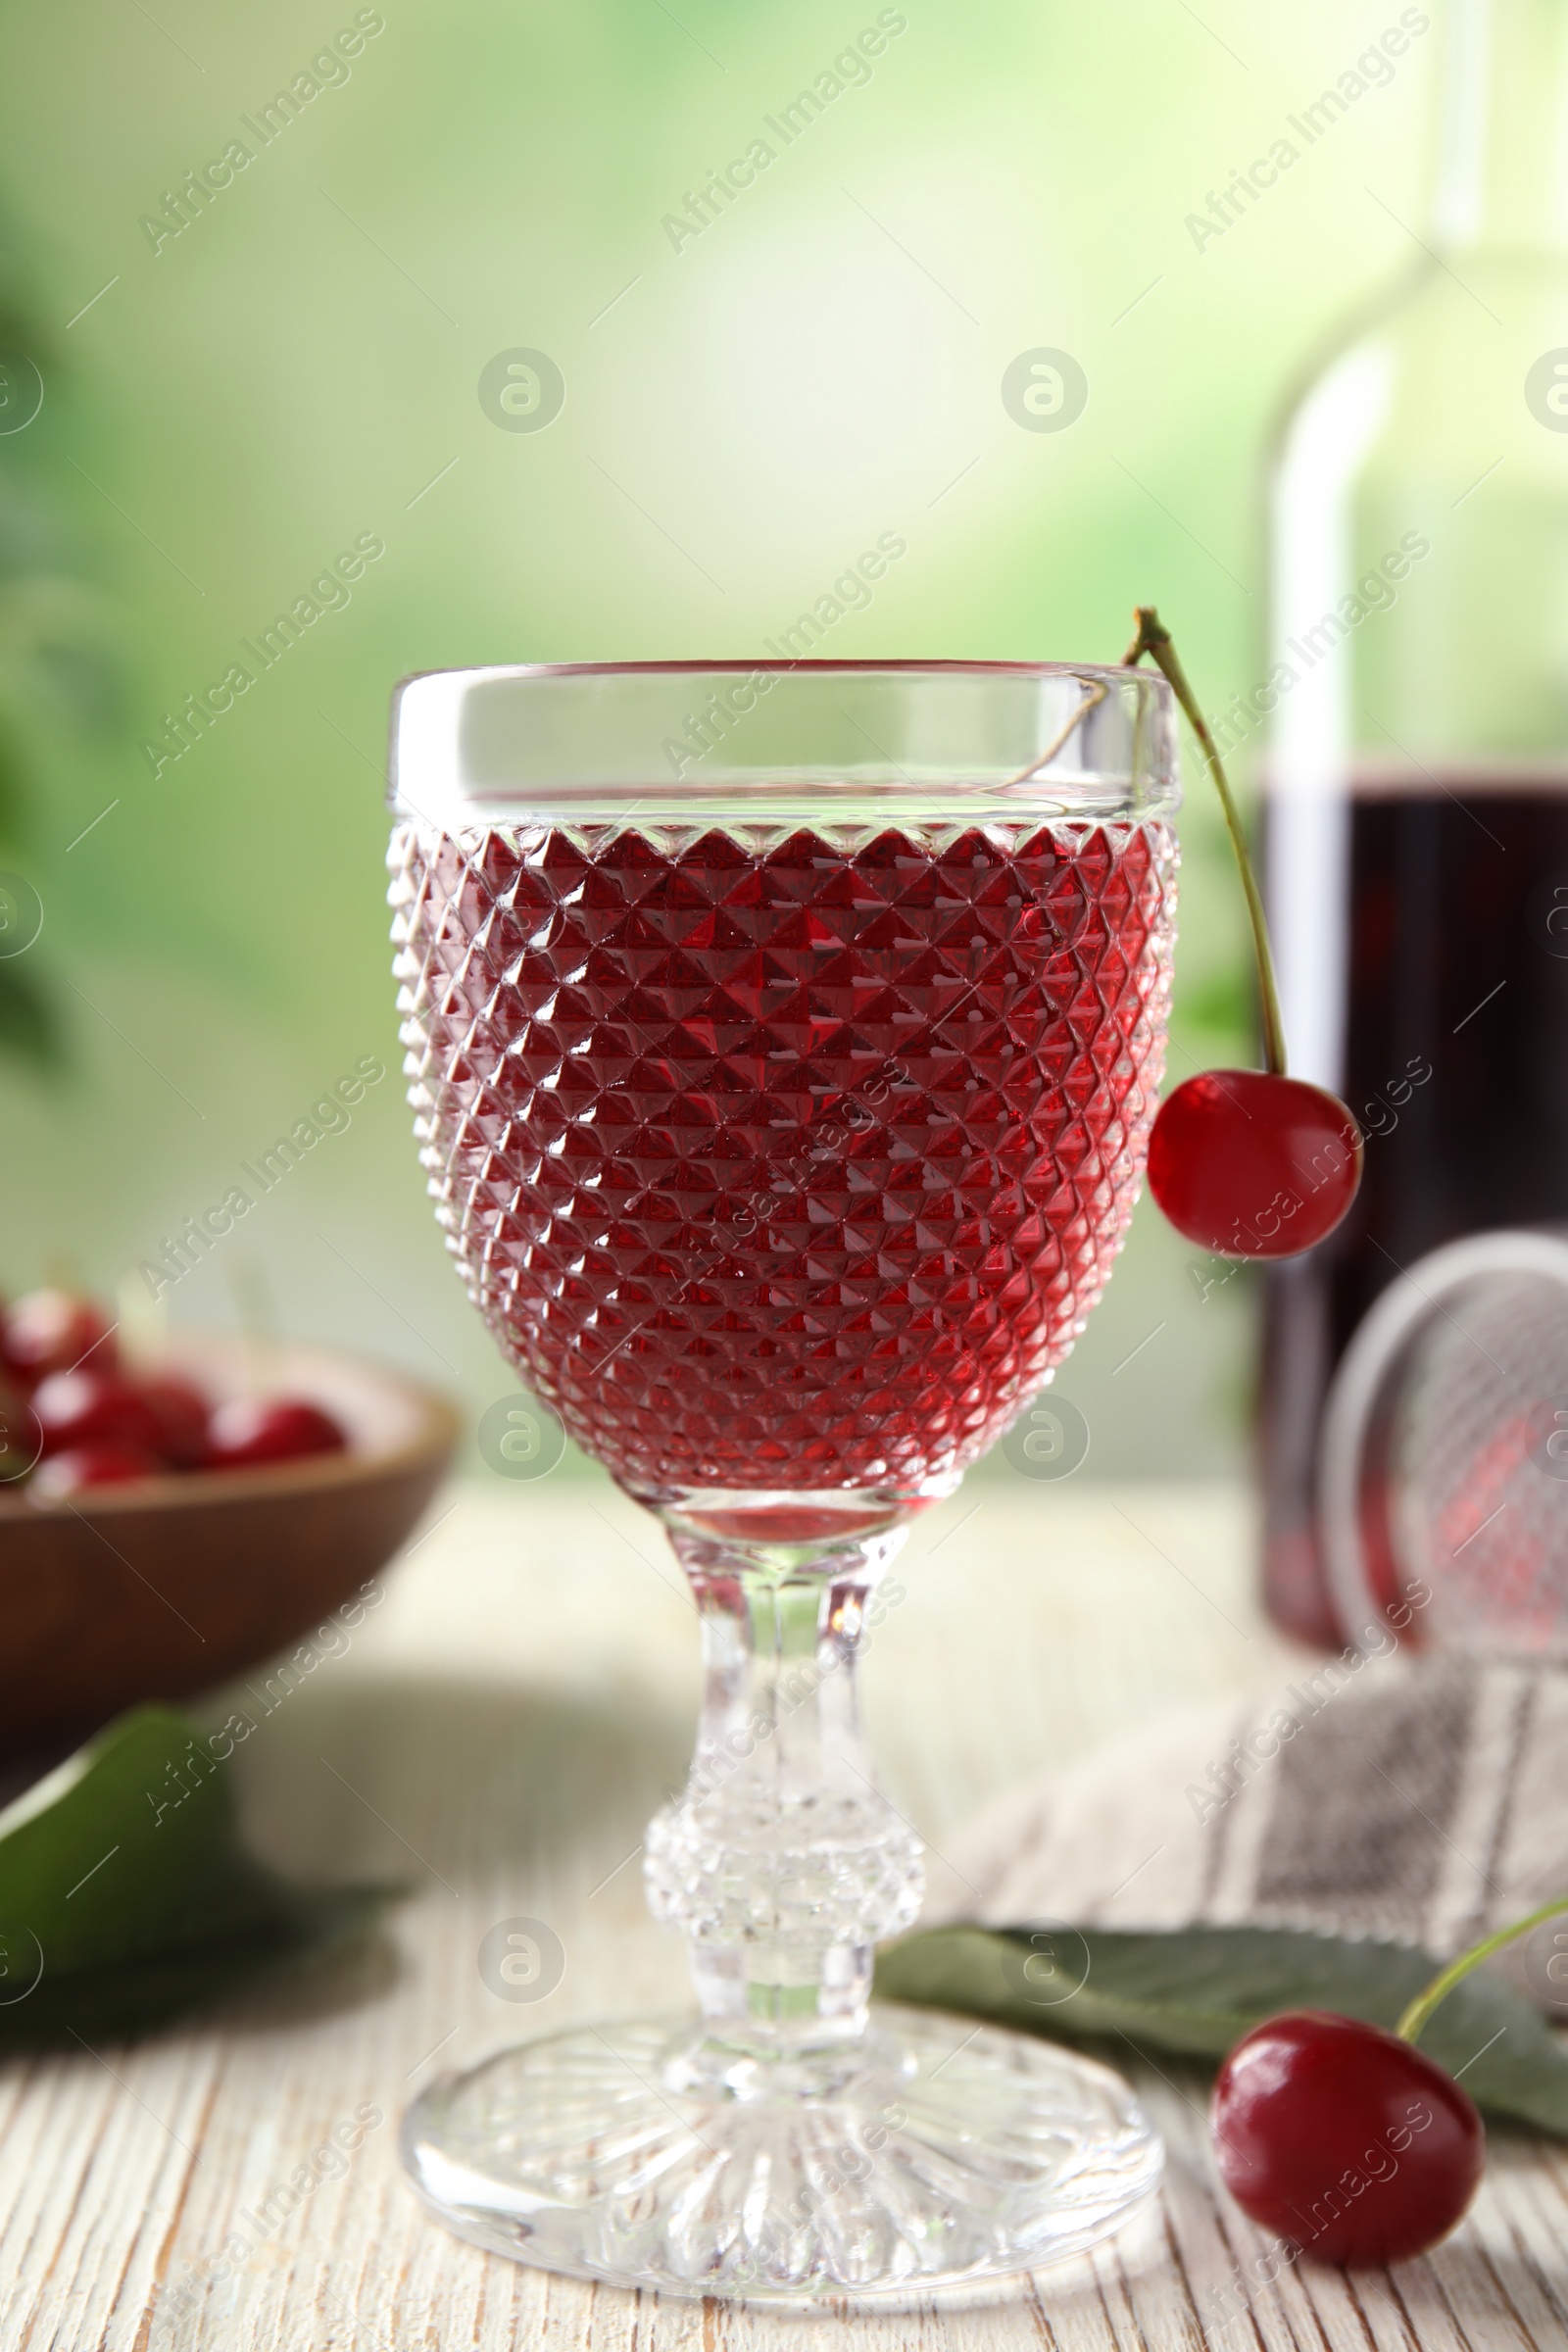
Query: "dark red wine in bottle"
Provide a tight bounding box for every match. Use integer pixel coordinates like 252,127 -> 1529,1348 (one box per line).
1260,776 -> 1568,1642
1252,0 -> 1568,1642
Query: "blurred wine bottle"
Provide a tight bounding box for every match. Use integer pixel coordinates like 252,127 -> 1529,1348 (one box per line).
1256,0 -> 1568,1642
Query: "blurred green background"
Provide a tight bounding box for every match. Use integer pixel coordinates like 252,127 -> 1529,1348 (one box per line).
0,0 -> 1436,1479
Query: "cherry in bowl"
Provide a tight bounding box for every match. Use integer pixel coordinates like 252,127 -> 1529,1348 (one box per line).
137,1373 -> 212,1469
31,1443 -> 166,1500
32,1370 -> 166,1461
205,1396 -> 347,1470
0,1381 -> 41,1484
2,1289 -> 117,1390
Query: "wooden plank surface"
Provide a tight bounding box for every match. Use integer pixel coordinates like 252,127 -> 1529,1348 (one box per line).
4,1477 -> 1567,2350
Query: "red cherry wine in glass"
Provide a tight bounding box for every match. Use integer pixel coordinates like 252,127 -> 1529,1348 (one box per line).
393,818 -> 1176,1511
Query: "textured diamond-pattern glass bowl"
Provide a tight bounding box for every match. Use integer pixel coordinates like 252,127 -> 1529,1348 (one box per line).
389,817 -> 1173,1501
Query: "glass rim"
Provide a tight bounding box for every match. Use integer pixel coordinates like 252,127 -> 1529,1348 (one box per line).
391,656 -> 1155,683
388,657 -> 1180,827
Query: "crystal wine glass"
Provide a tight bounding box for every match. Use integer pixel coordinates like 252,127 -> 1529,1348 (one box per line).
388,659 -> 1178,2304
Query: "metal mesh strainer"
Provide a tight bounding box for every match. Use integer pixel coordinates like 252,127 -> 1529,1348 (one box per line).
1320,1232 -> 1568,1657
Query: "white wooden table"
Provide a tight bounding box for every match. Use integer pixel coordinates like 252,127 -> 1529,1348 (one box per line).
5,1477 -> 1568,2350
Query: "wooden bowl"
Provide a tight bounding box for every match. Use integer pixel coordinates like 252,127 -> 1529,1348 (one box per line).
0,1333 -> 461,1760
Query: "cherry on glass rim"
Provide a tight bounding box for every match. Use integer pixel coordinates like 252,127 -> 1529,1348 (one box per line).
1148,1070 -> 1363,1258
1119,608 -> 1364,1262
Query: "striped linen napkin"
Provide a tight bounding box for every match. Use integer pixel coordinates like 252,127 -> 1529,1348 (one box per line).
922,1655 -> 1568,2014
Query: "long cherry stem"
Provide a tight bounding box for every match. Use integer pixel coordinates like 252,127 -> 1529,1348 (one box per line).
1396,1893 -> 1568,2046
1122,605 -> 1288,1079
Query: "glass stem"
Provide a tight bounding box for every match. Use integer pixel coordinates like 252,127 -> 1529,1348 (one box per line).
644,1521 -> 924,2060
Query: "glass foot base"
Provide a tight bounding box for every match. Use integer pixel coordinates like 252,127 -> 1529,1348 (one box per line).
401,2004 -> 1162,2307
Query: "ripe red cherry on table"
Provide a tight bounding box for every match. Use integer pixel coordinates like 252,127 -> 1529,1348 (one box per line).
1148,1070 -> 1364,1259
1211,2010 -> 1484,2267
